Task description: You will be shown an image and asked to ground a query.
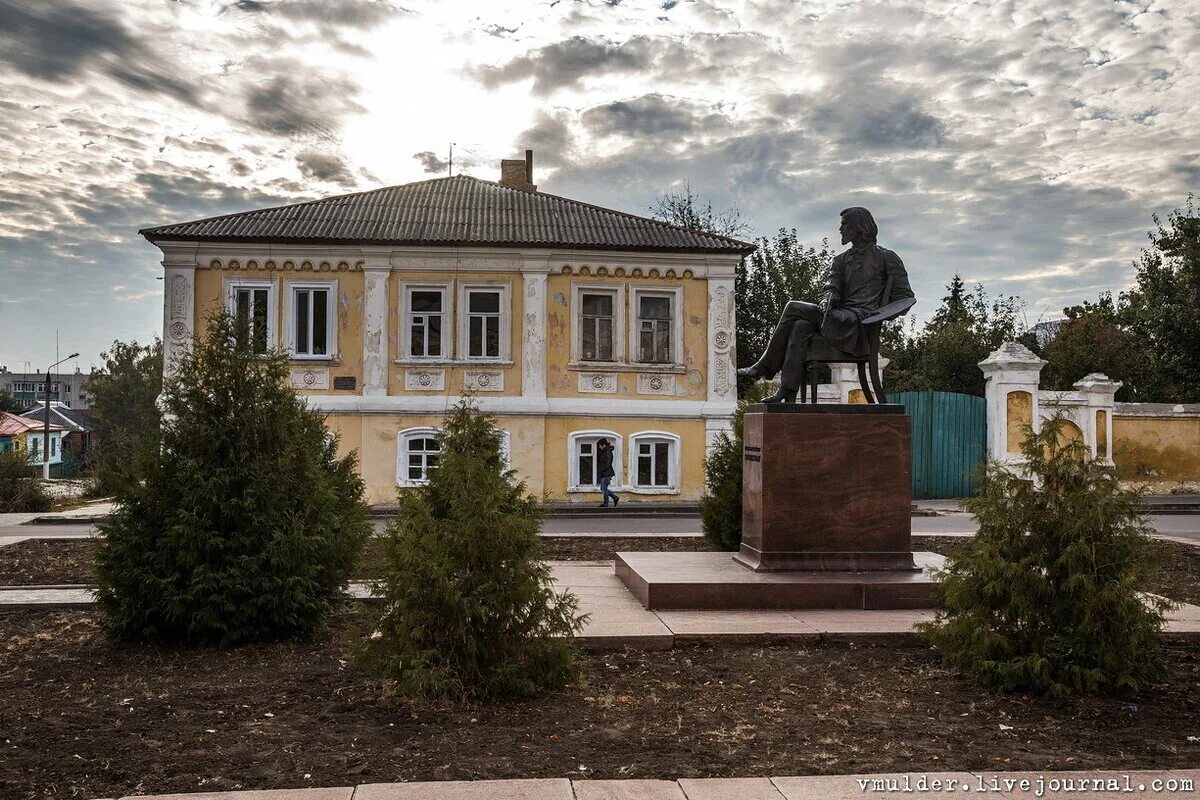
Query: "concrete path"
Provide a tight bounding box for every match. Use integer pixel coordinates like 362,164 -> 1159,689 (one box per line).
94,769 -> 1200,799
7,562 -> 1200,646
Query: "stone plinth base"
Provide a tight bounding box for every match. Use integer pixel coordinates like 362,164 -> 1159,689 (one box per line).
740,404 -> 916,572
616,551 -> 945,611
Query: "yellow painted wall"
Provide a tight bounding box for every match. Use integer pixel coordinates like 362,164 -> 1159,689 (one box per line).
1096,410 -> 1108,454
386,272 -> 524,397
1054,419 -> 1084,457
323,413 -> 362,464
1113,416 -> 1200,481
1006,390 -> 1032,453
346,412 -> 707,505
544,274 -> 708,399
348,412 -> 555,505
543,416 -> 708,502
192,267 -> 364,394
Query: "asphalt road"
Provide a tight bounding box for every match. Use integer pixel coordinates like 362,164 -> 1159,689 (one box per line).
4,512 -> 1200,543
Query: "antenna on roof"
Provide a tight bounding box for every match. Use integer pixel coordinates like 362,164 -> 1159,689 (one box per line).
449,142 -> 455,177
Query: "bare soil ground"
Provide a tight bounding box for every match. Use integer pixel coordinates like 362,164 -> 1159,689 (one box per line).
2,608 -> 1199,800
913,535 -> 1200,607
3,535 -> 1196,606
0,536 -> 719,586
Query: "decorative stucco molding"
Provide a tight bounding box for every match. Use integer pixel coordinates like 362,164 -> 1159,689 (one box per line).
404,369 -> 445,391
637,373 -> 675,396
579,372 -> 618,393
290,367 -> 329,390
706,277 -> 736,405
465,370 -> 504,392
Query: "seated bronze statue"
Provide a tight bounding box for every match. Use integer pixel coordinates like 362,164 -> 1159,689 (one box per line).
738,207 -> 915,403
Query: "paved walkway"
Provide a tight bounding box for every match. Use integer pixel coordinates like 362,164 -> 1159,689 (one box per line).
91,770 -> 1200,799
6,562 -> 1200,647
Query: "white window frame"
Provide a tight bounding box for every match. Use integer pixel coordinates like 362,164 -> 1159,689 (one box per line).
401,283 -> 453,360
571,283 -> 626,365
285,279 -> 338,361
224,279 -> 277,352
396,426 -> 442,487
629,286 -> 683,366
568,429 -> 623,492
627,431 -> 681,494
457,281 -> 511,362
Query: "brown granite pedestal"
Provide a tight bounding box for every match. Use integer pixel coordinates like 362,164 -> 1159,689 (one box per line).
616,404 -> 943,610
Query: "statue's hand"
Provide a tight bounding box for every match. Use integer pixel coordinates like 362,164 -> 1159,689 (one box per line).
819,294 -> 831,314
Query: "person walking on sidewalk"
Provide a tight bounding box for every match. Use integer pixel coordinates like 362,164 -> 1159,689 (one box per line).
597,437 -> 620,508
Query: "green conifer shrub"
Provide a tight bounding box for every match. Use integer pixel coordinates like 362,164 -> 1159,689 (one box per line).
699,387 -> 764,551
0,449 -> 52,512
921,417 -> 1171,696
357,398 -> 584,700
95,311 -> 371,645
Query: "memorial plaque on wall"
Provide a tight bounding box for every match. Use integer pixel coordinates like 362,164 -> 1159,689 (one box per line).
333,376 -> 357,391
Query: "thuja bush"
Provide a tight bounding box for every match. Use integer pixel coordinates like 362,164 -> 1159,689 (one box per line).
0,449 -> 52,513
921,417 -> 1170,696
699,386 -> 764,551
356,398 -> 584,700
95,311 -> 371,645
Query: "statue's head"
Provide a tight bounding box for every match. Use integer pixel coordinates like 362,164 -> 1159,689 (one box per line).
839,207 -> 878,246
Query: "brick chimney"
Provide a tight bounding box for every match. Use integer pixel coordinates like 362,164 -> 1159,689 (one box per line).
499,149 -> 536,191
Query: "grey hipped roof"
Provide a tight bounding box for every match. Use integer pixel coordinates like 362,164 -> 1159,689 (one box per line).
140,175 -> 756,255
19,403 -> 101,433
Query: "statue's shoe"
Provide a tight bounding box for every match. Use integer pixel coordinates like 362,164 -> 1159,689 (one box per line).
762,388 -> 797,404
737,365 -> 771,380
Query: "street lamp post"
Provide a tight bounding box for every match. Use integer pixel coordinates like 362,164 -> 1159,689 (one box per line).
43,353 -> 79,480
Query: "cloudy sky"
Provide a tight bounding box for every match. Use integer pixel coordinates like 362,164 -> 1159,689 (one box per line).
1,0 -> 1197,371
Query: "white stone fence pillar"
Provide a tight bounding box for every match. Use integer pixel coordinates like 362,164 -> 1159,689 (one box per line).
979,342 -> 1046,468
980,342 -> 1121,467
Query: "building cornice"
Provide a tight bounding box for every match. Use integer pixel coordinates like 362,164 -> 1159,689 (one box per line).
149,241 -> 743,277
304,394 -> 736,419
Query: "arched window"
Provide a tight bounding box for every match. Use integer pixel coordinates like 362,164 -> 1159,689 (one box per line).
396,427 -> 441,486
627,431 -> 681,494
567,429 -> 622,492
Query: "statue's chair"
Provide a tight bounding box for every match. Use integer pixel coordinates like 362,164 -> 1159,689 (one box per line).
798,278 -> 916,404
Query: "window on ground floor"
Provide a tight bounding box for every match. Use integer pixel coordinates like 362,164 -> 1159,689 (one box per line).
568,429 -> 622,491
396,427 -> 441,486
628,431 -> 680,493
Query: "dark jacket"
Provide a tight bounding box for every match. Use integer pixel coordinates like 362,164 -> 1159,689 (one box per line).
820,243 -> 914,357
597,443 -> 616,479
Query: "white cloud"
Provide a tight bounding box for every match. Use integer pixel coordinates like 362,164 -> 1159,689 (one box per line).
0,0 -> 1196,366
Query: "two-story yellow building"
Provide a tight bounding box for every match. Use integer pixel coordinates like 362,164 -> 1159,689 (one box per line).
141,153 -> 753,505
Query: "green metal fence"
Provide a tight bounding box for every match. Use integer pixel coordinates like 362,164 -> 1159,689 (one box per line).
887,391 -> 986,499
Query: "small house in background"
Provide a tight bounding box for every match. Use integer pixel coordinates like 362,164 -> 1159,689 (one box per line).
140,151 -> 754,505
19,402 -> 102,476
0,412 -> 67,472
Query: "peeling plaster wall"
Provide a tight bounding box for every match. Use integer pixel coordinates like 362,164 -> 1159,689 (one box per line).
1113,416 -> 1200,482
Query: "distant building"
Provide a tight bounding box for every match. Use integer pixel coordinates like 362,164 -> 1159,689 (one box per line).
0,365 -> 94,410
0,411 -> 67,469
19,402 -> 102,475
